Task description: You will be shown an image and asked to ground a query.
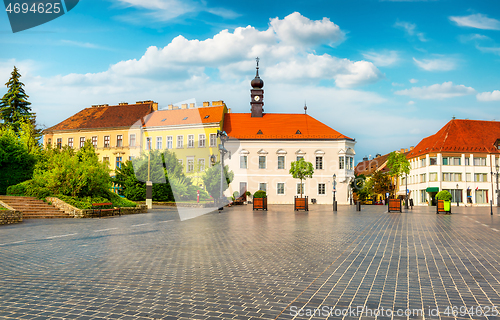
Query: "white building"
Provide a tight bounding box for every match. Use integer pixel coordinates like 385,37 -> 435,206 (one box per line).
223,61 -> 356,204
399,119 -> 500,206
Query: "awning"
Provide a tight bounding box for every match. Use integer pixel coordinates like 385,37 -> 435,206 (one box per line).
426,187 -> 439,193
396,190 -> 406,196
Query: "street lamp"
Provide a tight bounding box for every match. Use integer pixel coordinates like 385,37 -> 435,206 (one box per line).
332,174 -> 337,211
405,172 -> 409,209
494,164 -> 500,208
456,183 -> 459,207
349,177 -> 353,205
217,130 -> 229,209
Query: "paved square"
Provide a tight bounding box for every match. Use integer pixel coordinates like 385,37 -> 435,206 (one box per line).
2,205 -> 500,319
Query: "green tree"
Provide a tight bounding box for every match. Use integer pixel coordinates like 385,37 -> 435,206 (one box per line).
202,162 -> 234,202
352,174 -> 371,201
0,67 -> 33,132
289,158 -> 314,197
386,151 -> 410,197
436,190 -> 452,201
0,124 -> 37,194
366,170 -> 392,196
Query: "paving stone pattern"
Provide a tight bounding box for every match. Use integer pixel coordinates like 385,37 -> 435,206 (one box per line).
1,205 -> 500,319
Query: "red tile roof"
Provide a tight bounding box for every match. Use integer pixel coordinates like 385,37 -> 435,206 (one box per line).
223,113 -> 353,140
408,119 -> 500,158
45,102 -> 156,132
144,106 -> 225,127
355,153 -> 391,176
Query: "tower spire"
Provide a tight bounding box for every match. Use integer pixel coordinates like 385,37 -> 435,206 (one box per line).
250,57 -> 264,117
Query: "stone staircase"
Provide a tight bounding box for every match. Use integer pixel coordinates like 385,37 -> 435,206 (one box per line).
0,196 -> 72,219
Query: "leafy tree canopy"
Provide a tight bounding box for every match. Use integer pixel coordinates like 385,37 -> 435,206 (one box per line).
289,158 -> 314,197
366,170 -> 392,196
202,162 -> 234,201
387,151 -> 410,178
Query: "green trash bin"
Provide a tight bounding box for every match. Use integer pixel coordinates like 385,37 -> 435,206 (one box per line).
444,200 -> 451,213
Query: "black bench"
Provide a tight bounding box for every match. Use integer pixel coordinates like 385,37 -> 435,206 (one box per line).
91,202 -> 120,218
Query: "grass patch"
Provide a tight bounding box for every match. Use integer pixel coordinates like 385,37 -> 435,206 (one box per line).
55,192 -> 137,210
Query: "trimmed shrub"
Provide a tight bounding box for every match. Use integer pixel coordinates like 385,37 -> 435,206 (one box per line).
253,190 -> 266,198
436,190 -> 452,201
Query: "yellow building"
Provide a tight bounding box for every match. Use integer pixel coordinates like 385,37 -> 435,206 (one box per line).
140,101 -> 227,187
43,101 -> 158,171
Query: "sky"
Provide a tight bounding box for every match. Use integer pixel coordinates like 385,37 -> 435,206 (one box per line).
1,0 -> 500,162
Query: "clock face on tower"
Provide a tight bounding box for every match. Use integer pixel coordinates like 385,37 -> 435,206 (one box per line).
254,95 -> 260,101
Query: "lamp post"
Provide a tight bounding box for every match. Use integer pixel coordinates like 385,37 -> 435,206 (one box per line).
405,173 -> 409,209
456,183 -> 459,207
349,177 -> 353,205
217,130 -> 229,209
332,174 -> 337,211
496,164 -> 500,207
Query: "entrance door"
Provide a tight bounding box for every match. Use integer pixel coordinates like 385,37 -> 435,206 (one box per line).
240,182 -> 247,201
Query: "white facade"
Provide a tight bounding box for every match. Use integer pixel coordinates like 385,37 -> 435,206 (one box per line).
399,153 -> 499,206
224,139 -> 356,204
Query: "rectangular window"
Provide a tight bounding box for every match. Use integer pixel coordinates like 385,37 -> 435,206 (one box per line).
466,173 -> 471,182
420,173 -> 426,183
47,138 -> 52,146
296,155 -> 304,161
474,173 -> 487,182
92,136 -> 97,148
129,134 -> 136,147
473,157 -> 486,166
177,135 -> 184,148
318,183 -> 326,195
104,136 -> 110,148
453,157 -> 461,165
116,156 -> 122,169
156,136 -> 162,150
429,157 -> 437,165
178,159 -> 183,170
240,155 -> 248,169
339,156 -> 345,169
129,156 -> 134,161
103,156 -> 109,163
56,138 -> 62,149
465,157 -> 470,166
421,158 -> 427,167
68,137 -> 73,148
296,183 -> 305,195
79,137 -> 85,148
475,190 -> 488,204
316,156 -> 323,170
198,159 -> 205,172
443,173 -> 450,181
209,133 -> 217,147
278,156 -> 285,169
167,136 -> 173,149
188,134 -> 194,148
259,183 -> 267,193
444,189 -> 463,203
429,172 -> 438,182
146,137 -> 152,150
199,134 -> 206,148
349,157 -> 354,170
187,159 -> 194,172
420,190 -> 427,203
116,135 -> 123,147
277,183 -> 285,195
442,157 -> 449,166
259,156 -> 266,169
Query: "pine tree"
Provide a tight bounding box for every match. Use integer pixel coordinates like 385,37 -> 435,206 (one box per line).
0,66 -> 33,132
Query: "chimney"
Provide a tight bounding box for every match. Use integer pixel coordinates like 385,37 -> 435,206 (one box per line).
136,101 -> 143,104
400,148 -> 405,153
363,156 -> 368,161
92,105 -> 99,108
410,146 -> 414,151
102,104 -> 109,107
152,102 -> 158,111
375,153 -> 381,158
118,102 -> 128,105
228,108 -> 231,113
405,148 -> 408,153
212,100 -> 224,106
203,101 -> 210,107
189,103 -> 195,109
181,103 -> 188,109
168,104 -> 173,110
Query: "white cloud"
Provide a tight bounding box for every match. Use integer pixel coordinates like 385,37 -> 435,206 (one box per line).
115,0 -> 240,21
395,82 -> 476,99
394,21 -> 427,42
413,57 -> 456,71
408,101 -> 415,105
269,12 -> 344,47
362,50 -> 399,67
392,82 -> 404,87
477,90 -> 500,102
476,46 -> 500,55
409,78 -> 418,83
449,14 -> 500,30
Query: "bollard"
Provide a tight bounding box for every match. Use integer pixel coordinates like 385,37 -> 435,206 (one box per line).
356,201 -> 361,211
333,201 -> 337,212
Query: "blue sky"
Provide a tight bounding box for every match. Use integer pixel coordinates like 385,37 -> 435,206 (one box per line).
1,0 -> 500,161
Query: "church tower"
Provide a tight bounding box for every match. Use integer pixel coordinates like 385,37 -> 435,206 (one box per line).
250,57 -> 264,117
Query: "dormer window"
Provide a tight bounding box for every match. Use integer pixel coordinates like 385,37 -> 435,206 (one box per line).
296,130 -> 302,134
495,139 -> 500,150
257,130 -> 263,135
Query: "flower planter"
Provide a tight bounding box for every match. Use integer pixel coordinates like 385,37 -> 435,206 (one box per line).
294,196 -> 308,211
253,197 -> 267,210
437,200 -> 451,214
388,199 -> 402,213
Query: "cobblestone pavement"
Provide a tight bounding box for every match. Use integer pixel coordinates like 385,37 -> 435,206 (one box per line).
2,205 -> 500,320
